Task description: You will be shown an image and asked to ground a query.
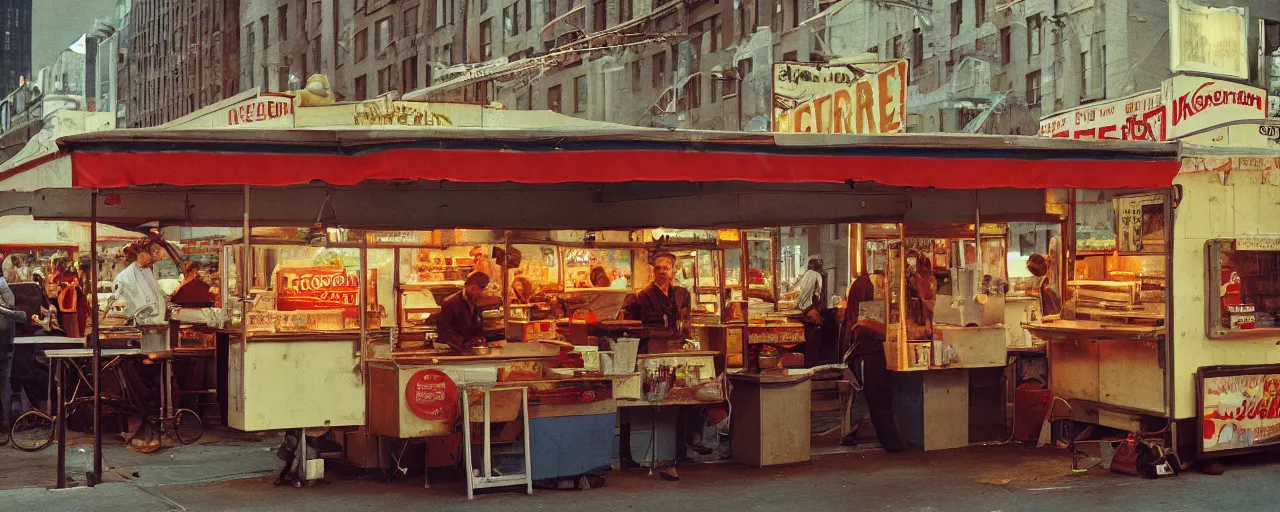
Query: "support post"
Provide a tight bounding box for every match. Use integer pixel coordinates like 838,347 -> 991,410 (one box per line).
90,191 -> 102,484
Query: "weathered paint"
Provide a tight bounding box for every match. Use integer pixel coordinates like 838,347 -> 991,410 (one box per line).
227,339 -> 366,431
1171,157 -> 1280,420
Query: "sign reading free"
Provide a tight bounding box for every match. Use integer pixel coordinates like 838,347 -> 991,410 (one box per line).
772,60 -> 909,135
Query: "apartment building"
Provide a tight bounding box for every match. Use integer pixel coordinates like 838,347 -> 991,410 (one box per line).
240,0 -> 342,95
0,0 -> 31,92
824,0 -> 1280,135
119,0 -> 242,128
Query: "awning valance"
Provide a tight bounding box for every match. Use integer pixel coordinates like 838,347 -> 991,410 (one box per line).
52,128 -> 1181,191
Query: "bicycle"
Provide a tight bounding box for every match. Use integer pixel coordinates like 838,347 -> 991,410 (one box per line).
10,354 -> 203,452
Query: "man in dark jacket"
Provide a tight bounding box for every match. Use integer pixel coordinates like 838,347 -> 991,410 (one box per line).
434,272 -> 491,353
842,317 -> 909,453
619,252 -> 691,351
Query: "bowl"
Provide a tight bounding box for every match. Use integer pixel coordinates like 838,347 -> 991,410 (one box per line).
472,346 -> 493,355
757,355 -> 779,370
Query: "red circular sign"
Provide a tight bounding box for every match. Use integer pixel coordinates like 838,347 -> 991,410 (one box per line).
405,370 -> 459,421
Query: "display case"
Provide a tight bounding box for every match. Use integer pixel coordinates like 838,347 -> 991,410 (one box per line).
1206,238 -> 1280,338
220,238 -> 373,431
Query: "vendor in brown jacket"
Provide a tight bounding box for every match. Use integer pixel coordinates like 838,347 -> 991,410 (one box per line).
434,272 -> 491,353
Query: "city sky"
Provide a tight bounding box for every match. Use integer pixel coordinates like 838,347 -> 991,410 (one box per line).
32,0 -> 116,70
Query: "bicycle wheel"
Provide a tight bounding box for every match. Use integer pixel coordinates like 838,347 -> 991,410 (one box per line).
10,410 -> 56,452
172,408 -> 204,445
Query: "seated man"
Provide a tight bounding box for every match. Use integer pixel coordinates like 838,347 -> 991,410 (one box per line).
433,272 -> 491,354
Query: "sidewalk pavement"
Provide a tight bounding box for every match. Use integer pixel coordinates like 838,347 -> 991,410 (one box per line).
2,431 -> 1277,512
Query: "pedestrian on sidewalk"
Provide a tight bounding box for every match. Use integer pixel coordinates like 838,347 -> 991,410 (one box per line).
0,275 -> 31,445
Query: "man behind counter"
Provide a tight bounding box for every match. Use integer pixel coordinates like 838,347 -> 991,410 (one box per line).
619,252 -> 691,352
435,272 -> 492,354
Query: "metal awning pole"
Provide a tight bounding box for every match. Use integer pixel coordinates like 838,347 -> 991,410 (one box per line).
91,190 -> 102,484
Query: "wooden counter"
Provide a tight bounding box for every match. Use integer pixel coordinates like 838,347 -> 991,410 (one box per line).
1022,319 -> 1163,341
729,371 -> 811,467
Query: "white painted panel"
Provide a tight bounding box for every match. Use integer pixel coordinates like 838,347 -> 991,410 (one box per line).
233,339 -> 366,431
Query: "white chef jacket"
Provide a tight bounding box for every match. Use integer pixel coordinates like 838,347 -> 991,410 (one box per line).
113,262 -> 166,325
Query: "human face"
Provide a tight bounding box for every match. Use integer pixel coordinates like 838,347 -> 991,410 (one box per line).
652,256 -> 674,286
137,244 -> 165,268
464,283 -> 486,302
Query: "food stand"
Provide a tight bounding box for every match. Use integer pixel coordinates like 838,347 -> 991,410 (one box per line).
0,92 -> 1189,487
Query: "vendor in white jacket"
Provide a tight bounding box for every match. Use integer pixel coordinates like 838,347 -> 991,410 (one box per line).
112,238 -> 168,326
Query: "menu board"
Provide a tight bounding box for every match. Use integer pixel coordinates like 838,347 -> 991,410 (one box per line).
1115,194 -> 1165,254
1198,365 -> 1280,458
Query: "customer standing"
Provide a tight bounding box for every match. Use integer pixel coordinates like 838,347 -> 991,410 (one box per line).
0,273 -> 30,445
784,258 -> 826,365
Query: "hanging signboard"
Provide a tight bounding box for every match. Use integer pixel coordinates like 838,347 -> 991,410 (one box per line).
1169,1 -> 1250,80
1198,365 -> 1280,459
1038,89 -> 1165,140
1164,75 -> 1268,139
1038,76 -> 1266,141
771,60 -> 909,135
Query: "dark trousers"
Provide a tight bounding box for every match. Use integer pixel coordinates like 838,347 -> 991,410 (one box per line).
850,351 -> 910,453
0,327 -> 12,427
803,323 -> 822,366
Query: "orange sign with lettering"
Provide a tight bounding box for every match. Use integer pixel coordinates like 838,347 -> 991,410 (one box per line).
274,266 -> 376,312
772,60 -> 909,135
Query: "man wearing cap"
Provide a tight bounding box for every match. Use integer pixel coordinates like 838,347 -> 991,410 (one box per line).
620,252 -> 691,351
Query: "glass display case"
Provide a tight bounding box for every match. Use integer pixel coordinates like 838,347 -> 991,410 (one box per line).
1206,239 -> 1280,338
222,242 -> 377,334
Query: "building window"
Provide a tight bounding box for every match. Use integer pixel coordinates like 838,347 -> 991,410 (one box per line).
404,6 -> 419,37
1099,45 -> 1107,98
782,50 -> 797,61
1026,70 -> 1041,106
975,0 -> 986,26
593,0 -> 606,32
504,3 -> 519,38
480,18 -> 492,60
999,26 -> 1011,65
1080,50 -> 1090,98
548,84 -> 562,112
403,56 -> 418,92
631,60 -> 641,91
682,76 -> 700,109
621,0 -> 633,23
772,0 -> 783,32
481,0 -> 490,13
260,15 -> 270,48
1027,15 -> 1041,56
355,74 -> 367,101
573,75 -> 587,113
911,28 -> 923,65
546,0 -> 556,24
892,35 -> 902,59
790,0 -> 799,29
278,5 -> 289,41
376,16 -> 393,51
652,53 -> 666,88
950,1 -> 961,37
299,0 -> 309,33
436,0 -> 448,28
525,0 -> 532,31
378,65 -> 393,94
710,15 -> 721,53
355,28 -> 368,62
442,43 -> 453,65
